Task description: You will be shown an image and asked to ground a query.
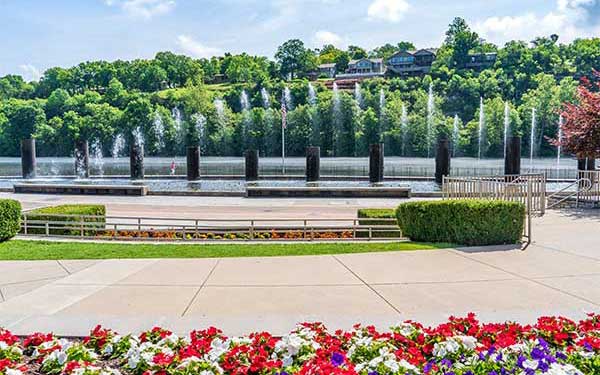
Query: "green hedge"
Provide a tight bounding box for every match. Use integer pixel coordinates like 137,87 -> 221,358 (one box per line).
0,199 -> 21,241
26,204 -> 106,236
357,208 -> 402,238
395,200 -> 525,246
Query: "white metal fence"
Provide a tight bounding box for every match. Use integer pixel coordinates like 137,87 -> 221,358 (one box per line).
20,213 -> 404,242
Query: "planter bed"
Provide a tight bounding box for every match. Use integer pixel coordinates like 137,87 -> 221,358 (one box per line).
0,313 -> 598,375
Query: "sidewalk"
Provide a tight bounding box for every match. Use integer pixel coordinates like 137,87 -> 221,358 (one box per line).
0,209 -> 598,336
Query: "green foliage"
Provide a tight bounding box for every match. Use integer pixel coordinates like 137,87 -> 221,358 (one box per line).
0,199 -> 21,242
395,199 -> 525,246
26,204 -> 106,236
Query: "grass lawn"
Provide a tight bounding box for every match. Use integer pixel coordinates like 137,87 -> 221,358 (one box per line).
0,240 -> 453,260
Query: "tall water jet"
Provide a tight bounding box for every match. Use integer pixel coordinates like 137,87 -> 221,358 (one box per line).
400,104 -> 408,156
283,87 -> 293,110
172,107 -> 184,145
112,134 -> 125,158
307,83 -> 317,106
379,89 -> 386,143
214,99 -> 226,123
91,140 -> 104,177
478,97 -> 485,159
529,108 -> 536,169
452,114 -> 460,157
240,90 -> 252,149
354,83 -> 363,108
260,88 -> 270,109
426,83 -> 435,158
74,140 -> 89,179
332,82 -> 342,155
503,102 -> 510,159
192,113 -> 207,154
153,111 -> 165,152
556,115 -> 563,173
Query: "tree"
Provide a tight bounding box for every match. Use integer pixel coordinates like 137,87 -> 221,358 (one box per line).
334,52 -> 350,73
442,17 -> 480,69
224,54 -> 269,83
348,45 -> 367,59
553,77 -> 600,158
45,89 -> 72,119
275,39 -> 316,79
0,100 -> 46,155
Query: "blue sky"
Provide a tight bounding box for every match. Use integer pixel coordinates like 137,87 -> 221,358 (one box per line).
1,0 -> 599,80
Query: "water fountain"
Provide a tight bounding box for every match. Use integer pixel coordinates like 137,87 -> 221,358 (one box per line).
452,115 -> 460,157
332,82 -> 342,156
240,90 -> 252,148
354,83 -> 363,109
112,134 -> 125,158
74,140 -> 89,179
401,104 -> 408,156
153,111 -> 165,152
283,87 -> 293,110
192,113 -> 207,154
214,99 -> 226,123
426,83 -> 435,158
130,127 -> 145,180
530,108 -> 536,169
308,83 -> 317,106
91,140 -> 104,177
260,88 -> 270,109
556,115 -> 563,174
379,89 -> 386,143
503,102 -> 510,159
478,97 -> 485,160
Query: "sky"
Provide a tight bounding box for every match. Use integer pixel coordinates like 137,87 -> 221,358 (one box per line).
1,0 -> 600,81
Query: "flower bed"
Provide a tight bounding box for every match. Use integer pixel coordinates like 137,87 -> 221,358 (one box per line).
1,314 -> 600,375
94,230 -> 355,241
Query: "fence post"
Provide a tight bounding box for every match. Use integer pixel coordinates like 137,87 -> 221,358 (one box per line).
45,222 -> 49,236
303,220 -> 307,239
23,215 -> 28,235
80,216 -> 84,237
250,220 -> 255,240
137,218 -> 142,232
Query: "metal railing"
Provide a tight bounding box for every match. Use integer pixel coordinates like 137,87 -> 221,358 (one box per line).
20,213 -> 404,242
577,170 -> 600,206
442,173 -> 546,247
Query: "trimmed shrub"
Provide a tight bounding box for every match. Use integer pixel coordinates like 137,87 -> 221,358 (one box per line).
395,200 -> 525,246
0,199 -> 21,241
357,208 -> 402,238
26,204 -> 106,236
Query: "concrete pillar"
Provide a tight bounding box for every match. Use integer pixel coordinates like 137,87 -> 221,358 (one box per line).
577,157 -> 596,171
20,139 -> 36,179
186,146 -> 200,181
369,143 -> 384,183
435,136 -> 451,184
130,142 -> 144,180
306,146 -> 320,182
245,150 -> 259,181
504,136 -> 521,176
74,140 -> 90,179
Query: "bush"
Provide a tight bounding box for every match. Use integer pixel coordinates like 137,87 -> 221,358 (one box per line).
26,204 -> 106,236
395,200 -> 525,246
357,208 -> 402,238
0,199 -> 21,241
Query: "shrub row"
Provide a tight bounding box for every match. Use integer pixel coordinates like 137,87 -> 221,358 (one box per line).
25,204 -> 106,236
0,199 -> 21,241
395,199 -> 525,246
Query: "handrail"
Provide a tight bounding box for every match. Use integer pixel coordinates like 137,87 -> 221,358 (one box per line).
547,178 -> 593,209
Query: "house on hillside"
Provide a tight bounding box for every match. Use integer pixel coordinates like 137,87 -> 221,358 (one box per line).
346,58 -> 385,75
317,63 -> 337,78
386,49 -> 437,76
465,52 -> 497,70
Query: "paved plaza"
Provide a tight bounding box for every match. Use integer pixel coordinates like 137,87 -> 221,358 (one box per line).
0,193 -> 598,336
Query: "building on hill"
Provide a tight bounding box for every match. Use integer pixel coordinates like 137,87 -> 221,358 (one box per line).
465,52 -> 497,70
335,58 -> 386,79
317,63 -> 337,78
386,49 -> 437,77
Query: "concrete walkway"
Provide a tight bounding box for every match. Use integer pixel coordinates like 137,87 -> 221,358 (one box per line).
0,209 -> 598,336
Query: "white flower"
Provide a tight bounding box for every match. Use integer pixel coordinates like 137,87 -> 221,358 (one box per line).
103,344 -> 114,355
5,369 -> 23,375
383,359 -> 399,372
523,359 -> 538,370
282,354 -> 293,367
547,363 -> 584,375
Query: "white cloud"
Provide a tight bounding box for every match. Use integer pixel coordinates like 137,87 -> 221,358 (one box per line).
475,0 -> 600,44
313,30 -> 344,48
105,0 -> 175,20
367,0 -> 410,23
19,64 -> 41,82
260,0 -> 298,31
176,35 -> 222,58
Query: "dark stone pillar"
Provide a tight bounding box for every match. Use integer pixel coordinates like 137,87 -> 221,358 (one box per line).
74,140 -> 90,179
504,136 -> 521,176
369,143 -> 384,183
577,158 -> 596,171
435,136 -> 451,184
186,146 -> 200,181
245,150 -> 259,181
21,139 -> 36,179
130,142 -> 144,180
306,146 -> 320,182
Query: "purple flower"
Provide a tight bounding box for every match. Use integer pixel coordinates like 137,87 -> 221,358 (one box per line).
531,348 -> 545,360
556,351 -> 567,360
584,342 -> 594,352
368,372 -> 379,375
495,353 -> 503,362
331,352 -> 344,367
424,361 -> 434,373
488,371 -> 498,375
440,358 -> 453,368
